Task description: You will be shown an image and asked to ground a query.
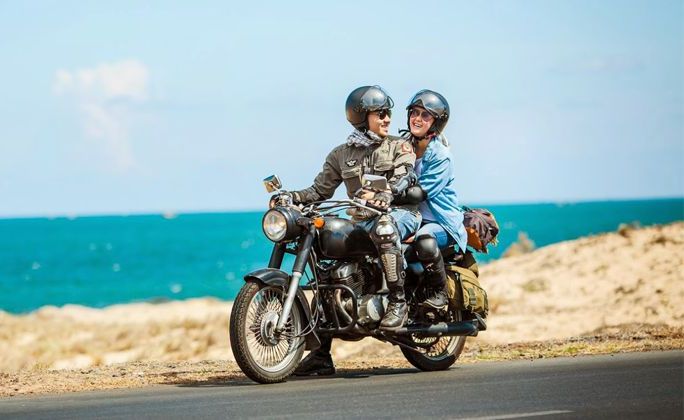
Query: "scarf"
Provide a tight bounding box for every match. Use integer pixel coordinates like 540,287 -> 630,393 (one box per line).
346,129 -> 384,148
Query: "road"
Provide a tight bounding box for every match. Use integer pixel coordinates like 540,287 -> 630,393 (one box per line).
1,351 -> 682,419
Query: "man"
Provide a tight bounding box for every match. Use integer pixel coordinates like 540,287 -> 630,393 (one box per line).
290,85 -> 420,375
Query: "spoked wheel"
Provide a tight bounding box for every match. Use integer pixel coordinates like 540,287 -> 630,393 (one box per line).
230,282 -> 305,383
400,312 -> 467,371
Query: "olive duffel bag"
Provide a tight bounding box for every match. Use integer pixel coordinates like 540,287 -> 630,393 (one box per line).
445,264 -> 489,318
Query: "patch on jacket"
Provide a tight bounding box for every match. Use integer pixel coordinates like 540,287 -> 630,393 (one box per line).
401,142 -> 413,153
345,159 -> 357,167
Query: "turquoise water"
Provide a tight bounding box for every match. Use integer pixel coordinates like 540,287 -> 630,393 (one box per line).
1,198 -> 682,314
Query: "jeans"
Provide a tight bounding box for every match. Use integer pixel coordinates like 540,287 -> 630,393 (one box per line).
416,221 -> 456,248
355,207 -> 422,249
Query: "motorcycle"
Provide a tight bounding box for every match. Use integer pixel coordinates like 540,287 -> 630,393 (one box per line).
229,174 -> 486,384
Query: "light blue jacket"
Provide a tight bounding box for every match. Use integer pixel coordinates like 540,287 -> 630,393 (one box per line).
417,138 -> 468,252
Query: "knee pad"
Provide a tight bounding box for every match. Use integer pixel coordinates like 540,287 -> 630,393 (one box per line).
370,215 -> 399,248
414,234 -> 440,262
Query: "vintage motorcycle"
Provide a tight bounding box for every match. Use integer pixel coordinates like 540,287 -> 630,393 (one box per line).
229,175 -> 486,384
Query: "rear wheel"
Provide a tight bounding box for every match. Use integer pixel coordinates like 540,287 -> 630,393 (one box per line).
400,311 -> 467,371
230,282 -> 305,383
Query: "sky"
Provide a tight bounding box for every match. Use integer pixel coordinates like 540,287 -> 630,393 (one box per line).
0,0 -> 682,217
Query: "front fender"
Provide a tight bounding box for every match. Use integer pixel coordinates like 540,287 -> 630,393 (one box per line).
244,268 -> 291,288
242,268 -> 320,351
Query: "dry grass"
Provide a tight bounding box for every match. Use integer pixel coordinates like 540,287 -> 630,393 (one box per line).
462,323 -> 684,361
1,323 -> 681,398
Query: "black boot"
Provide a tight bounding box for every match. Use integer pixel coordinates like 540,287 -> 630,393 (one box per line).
415,234 -> 449,309
423,257 -> 448,309
293,337 -> 335,376
380,298 -> 408,330
423,286 -> 448,309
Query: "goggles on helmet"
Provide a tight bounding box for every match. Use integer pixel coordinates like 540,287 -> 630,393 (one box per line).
358,85 -> 394,112
407,90 -> 448,118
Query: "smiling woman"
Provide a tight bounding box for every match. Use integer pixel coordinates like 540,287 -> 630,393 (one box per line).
402,89 -> 469,309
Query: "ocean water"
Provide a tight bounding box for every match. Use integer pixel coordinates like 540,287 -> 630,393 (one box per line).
0,198 -> 682,314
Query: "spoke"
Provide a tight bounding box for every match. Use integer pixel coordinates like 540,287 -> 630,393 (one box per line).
242,286 -> 302,370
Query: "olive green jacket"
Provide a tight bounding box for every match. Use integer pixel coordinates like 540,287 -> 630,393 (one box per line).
293,135 -> 416,206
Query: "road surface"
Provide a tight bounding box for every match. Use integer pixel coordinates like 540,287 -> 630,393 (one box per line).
1,351 -> 682,419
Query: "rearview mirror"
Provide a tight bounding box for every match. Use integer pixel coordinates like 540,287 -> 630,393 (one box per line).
263,175 -> 282,193
361,174 -> 389,191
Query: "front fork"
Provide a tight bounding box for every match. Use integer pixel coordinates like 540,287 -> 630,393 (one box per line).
274,225 -> 316,334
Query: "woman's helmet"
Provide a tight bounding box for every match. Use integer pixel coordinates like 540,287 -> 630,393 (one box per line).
345,85 -> 394,130
406,89 -> 450,134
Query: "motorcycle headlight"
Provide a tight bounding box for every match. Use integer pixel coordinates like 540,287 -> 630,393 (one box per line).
262,207 -> 301,242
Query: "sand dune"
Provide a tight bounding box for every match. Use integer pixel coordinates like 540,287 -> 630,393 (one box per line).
481,222 -> 683,344
1,222 -> 682,372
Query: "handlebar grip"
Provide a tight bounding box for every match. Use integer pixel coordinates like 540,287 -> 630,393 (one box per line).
353,197 -> 387,212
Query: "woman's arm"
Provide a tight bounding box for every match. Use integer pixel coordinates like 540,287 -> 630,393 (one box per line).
418,153 -> 451,200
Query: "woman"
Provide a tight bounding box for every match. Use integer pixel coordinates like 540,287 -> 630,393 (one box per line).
403,89 -> 468,309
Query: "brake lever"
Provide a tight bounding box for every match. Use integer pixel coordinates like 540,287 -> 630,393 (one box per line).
350,198 -> 384,215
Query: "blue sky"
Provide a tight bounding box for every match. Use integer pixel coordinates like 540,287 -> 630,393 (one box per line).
0,0 -> 682,217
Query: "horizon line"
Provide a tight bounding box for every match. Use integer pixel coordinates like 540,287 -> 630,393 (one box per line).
1,195 -> 682,221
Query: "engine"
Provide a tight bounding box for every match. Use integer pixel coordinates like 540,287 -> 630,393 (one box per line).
329,261 -> 388,326
329,262 -> 365,296
357,294 -> 388,325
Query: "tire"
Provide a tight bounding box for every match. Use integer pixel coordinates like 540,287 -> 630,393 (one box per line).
230,281 -> 305,383
400,312 -> 467,371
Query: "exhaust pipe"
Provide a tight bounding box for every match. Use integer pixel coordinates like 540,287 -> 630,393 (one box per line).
393,321 -> 479,337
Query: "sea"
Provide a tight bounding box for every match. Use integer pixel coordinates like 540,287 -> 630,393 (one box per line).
1,198 -> 682,314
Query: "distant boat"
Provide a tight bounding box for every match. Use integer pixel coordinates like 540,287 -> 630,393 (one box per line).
162,212 -> 177,220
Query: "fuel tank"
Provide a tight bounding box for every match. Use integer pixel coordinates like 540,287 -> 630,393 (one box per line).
317,217 -> 377,259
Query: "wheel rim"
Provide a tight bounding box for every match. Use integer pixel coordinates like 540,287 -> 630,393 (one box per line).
412,335 -> 464,360
410,309 -> 466,361
244,286 -> 302,372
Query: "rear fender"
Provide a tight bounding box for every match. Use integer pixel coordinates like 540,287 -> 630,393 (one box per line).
243,268 -> 320,350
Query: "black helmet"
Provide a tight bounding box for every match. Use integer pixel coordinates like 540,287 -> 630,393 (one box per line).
406,89 -> 450,134
345,85 -> 394,130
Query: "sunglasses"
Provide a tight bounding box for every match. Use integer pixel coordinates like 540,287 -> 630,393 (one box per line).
374,109 -> 392,119
410,108 -> 433,121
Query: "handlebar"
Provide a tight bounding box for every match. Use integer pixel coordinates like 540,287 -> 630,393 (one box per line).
270,192 -> 387,218
347,198 -> 384,216
297,197 -> 385,217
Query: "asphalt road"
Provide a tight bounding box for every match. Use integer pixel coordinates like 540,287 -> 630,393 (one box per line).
1,351 -> 682,419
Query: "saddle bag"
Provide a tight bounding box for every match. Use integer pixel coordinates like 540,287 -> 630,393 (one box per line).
445,264 -> 489,317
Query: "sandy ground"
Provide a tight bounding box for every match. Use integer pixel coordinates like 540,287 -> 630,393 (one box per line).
1,222 -> 682,396
481,221 -> 684,344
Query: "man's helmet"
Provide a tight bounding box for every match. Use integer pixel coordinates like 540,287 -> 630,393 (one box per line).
406,89 -> 450,134
345,85 -> 394,130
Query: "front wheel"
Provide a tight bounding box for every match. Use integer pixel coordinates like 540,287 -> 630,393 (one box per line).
230,281 -> 305,383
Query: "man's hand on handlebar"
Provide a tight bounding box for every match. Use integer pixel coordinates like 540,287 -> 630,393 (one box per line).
269,191 -> 302,208
356,188 -> 392,211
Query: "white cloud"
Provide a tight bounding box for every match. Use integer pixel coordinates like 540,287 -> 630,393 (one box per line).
53,59 -> 149,170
